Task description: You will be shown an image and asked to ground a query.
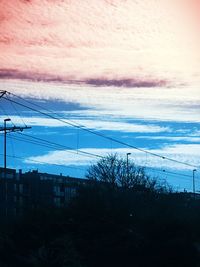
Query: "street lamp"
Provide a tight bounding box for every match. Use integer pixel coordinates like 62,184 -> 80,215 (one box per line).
4,118 -> 11,173
4,118 -> 11,217
126,153 -> 131,182
193,169 -> 197,199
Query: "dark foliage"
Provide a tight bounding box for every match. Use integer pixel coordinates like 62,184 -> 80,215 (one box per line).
0,184 -> 200,267
0,156 -> 199,267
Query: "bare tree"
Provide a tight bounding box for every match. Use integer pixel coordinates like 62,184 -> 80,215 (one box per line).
86,154 -> 161,191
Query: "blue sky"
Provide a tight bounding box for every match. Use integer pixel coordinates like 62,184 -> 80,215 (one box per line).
0,79 -> 199,191
0,1 -> 199,191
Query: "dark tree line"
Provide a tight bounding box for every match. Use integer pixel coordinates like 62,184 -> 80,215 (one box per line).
0,154 -> 199,267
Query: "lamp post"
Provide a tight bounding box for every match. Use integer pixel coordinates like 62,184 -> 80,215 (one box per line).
4,118 -> 11,217
4,118 -> 11,174
1,119 -> 31,173
126,153 -> 131,185
193,169 -> 197,199
1,118 -> 31,216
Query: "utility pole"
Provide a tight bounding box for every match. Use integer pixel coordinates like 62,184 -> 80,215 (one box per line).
193,169 -> 197,199
126,153 -> 131,186
0,119 -> 31,174
0,118 -> 31,217
3,118 -> 10,217
4,118 -> 10,174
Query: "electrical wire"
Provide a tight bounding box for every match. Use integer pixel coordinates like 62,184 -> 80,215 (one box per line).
1,91 -> 199,183
5,94 -> 27,127
17,132 -> 103,159
7,133 -> 102,160
16,134 -> 199,180
3,91 -> 199,169
6,134 -> 195,182
0,153 -> 86,173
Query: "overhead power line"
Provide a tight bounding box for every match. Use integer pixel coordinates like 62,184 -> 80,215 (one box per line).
9,133 -> 196,181
0,153 -> 86,173
134,165 -> 196,182
6,95 -> 27,127
1,128 -> 196,182
0,150 -> 194,182
14,132 -> 103,159
2,91 -> 198,169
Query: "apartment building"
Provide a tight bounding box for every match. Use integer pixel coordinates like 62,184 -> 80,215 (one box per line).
0,167 -> 86,217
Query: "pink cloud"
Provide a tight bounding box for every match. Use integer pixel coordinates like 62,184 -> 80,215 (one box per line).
0,0 -> 199,85
0,68 -> 168,87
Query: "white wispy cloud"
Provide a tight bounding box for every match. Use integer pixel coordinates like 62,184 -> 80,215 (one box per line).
136,136 -> 200,143
0,115 -> 170,133
1,80 -> 200,123
25,144 -> 200,171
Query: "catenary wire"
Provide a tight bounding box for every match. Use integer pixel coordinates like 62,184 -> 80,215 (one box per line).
4,134 -> 195,182
3,91 -> 198,169
0,153 -> 86,173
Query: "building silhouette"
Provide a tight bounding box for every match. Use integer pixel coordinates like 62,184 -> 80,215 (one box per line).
0,167 -> 86,217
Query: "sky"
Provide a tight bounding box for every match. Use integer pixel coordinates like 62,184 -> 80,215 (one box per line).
0,0 -> 199,191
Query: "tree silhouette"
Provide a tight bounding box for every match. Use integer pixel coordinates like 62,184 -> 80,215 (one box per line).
86,154 -> 163,192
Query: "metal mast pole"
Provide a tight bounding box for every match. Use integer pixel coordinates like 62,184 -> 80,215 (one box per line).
0,121 -> 31,172
193,169 -> 197,199
4,118 -> 11,173
126,153 -> 131,187
4,118 -> 11,217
